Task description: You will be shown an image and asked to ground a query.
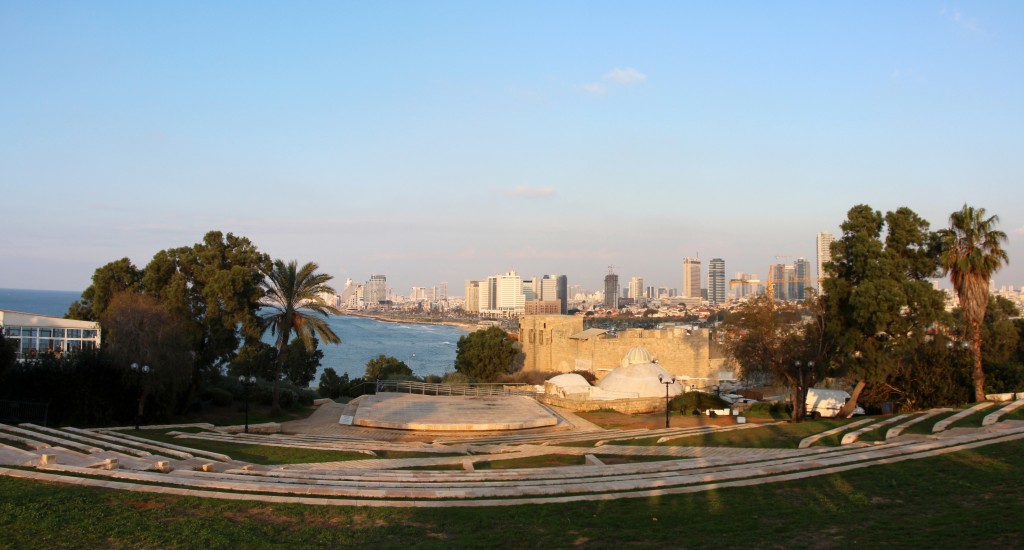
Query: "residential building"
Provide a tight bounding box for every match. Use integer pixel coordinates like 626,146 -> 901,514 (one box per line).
817,232 -> 834,292
708,258 -> 725,305
682,257 -> 701,299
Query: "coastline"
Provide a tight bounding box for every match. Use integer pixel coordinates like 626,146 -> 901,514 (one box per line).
337,311 -> 480,333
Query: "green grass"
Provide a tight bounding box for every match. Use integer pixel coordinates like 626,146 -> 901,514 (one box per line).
3,438 -> 1023,547
130,430 -> 373,466
474,454 -> 585,470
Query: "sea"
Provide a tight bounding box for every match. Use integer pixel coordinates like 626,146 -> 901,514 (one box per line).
0,288 -> 462,382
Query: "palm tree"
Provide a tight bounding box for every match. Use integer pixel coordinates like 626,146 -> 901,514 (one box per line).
939,205 -> 1009,402
260,260 -> 341,413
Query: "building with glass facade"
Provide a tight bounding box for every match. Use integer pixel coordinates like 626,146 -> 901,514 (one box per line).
0,310 -> 101,360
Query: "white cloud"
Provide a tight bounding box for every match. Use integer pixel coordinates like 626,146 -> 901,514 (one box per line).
603,67 -> 647,85
941,8 -> 981,33
493,186 -> 558,199
580,82 -> 606,94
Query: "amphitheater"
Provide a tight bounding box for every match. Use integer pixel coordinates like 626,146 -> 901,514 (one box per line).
2,393 -> 1023,508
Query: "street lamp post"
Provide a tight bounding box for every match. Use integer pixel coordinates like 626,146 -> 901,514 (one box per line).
658,374 -> 676,429
130,362 -> 150,431
239,375 -> 257,434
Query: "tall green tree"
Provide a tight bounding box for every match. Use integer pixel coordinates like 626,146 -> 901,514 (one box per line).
823,205 -> 947,417
66,258 -> 143,321
939,204 -> 1009,402
260,260 -> 341,413
142,231 -> 271,402
454,327 -> 519,382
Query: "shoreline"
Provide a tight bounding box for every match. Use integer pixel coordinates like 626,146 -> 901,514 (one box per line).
337,311 -> 480,333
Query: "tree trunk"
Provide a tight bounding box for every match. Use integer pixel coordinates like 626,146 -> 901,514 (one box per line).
836,379 -> 866,419
971,319 -> 985,402
272,337 -> 289,415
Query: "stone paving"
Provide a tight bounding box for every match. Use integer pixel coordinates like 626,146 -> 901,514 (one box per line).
351,393 -> 559,431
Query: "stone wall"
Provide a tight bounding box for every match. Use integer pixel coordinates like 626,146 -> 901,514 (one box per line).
520,315 -> 727,387
537,394 -> 667,414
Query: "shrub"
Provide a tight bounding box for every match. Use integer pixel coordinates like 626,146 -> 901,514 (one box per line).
745,401 -> 791,419
669,391 -> 729,412
202,387 -> 234,407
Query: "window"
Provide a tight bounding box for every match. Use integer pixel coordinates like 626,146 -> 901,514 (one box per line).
39,328 -> 52,337
3,327 -> 20,337
82,330 -> 98,339
66,329 -> 81,338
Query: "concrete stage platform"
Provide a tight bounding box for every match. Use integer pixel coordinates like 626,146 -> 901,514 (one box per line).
351,393 -> 559,431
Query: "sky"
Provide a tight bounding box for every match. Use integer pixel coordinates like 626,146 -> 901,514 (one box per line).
2,1 -> 1023,295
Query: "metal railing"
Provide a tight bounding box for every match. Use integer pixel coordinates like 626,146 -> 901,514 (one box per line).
375,380 -> 540,398
0,399 -> 49,426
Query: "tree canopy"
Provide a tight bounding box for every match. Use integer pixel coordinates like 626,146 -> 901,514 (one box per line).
822,205 -> 948,415
364,355 -> 414,380
259,259 -> 341,412
454,327 -> 519,382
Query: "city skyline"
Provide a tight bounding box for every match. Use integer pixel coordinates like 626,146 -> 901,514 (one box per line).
3,3 -> 1023,294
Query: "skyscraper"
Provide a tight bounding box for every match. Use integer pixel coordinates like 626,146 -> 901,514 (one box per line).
817,232 -> 834,292
365,274 -> 387,306
604,269 -> 619,309
794,258 -> 810,301
628,277 -> 645,303
708,258 -> 725,305
555,274 -> 568,314
682,257 -> 701,299
464,280 -> 480,312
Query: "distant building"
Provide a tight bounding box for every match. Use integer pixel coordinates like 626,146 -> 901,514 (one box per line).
682,257 -> 701,299
464,280 -> 480,313
628,277 -> 645,304
525,300 -> 562,315
0,310 -> 101,361
708,258 -> 725,305
817,232 -> 834,292
365,274 -> 387,307
520,315 -> 726,386
794,257 -> 811,301
604,270 -> 619,309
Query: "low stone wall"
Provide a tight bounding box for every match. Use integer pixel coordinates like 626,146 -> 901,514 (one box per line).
538,394 -> 666,414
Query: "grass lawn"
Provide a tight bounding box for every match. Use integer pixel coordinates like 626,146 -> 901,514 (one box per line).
2,438 -> 1022,548
132,430 -> 373,466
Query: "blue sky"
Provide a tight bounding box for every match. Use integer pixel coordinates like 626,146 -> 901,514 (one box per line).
2,2 -> 1023,294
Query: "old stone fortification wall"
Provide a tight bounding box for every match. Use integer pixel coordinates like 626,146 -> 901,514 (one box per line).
520,315 -> 726,385
537,394 -> 666,414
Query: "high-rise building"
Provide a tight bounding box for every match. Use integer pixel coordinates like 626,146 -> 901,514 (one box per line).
365,274 -> 387,307
683,257 -> 701,299
522,277 -> 538,301
438,282 -> 448,302
554,274 -> 568,314
479,277 -> 497,313
497,271 -> 525,315
817,232 -> 834,291
464,280 -> 480,312
794,258 -> 810,301
604,269 -> 619,309
708,258 -> 725,305
628,277 -> 645,303
772,264 -> 790,301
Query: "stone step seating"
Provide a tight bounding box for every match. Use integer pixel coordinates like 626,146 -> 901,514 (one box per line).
841,414 -> 911,445
932,402 -> 995,433
432,427 -> 658,447
982,396 -> 1024,426
2,423 -> 257,474
798,418 -> 877,449
169,431 -> 460,456
93,429 -> 232,461
14,424 -> 1024,506
885,409 -> 954,440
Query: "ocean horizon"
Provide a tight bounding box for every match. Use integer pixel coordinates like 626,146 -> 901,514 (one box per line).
0,288 -> 459,381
